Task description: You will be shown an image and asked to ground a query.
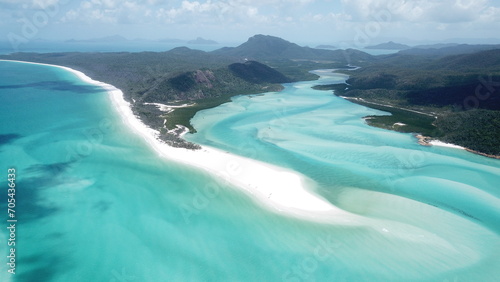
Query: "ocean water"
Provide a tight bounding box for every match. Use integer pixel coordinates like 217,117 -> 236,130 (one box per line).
0,61 -> 499,281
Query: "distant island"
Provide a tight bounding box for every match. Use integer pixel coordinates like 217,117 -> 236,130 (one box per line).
187,37 -> 218,44
2,35 -> 499,156
413,43 -> 460,49
66,35 -> 129,43
399,43 -> 500,56
365,41 -> 410,50
65,35 -> 220,45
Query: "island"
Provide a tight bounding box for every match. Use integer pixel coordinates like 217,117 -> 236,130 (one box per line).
317,45 -> 500,157
187,37 -> 218,45
2,35 -> 499,157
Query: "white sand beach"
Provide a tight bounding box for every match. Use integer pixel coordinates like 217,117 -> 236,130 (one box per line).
104,73 -> 354,223
429,140 -> 465,150
2,60 -> 354,223
144,102 -> 195,113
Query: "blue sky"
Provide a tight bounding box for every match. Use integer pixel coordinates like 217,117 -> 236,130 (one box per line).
1,0 -> 500,45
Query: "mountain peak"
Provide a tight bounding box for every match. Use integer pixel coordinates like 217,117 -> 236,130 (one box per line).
246,34 -> 295,47
211,34 -> 374,63
365,41 -> 410,50
218,34 -> 301,59
248,34 -> 288,41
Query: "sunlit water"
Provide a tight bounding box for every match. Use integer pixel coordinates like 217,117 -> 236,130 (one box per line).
1,62 -> 499,281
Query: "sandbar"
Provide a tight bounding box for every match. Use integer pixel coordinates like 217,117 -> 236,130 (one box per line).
1,60 -> 354,223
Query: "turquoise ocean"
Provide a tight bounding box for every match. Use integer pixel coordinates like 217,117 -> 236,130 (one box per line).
0,61 -> 499,281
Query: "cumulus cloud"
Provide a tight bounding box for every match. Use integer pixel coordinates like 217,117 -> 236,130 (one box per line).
61,0 -> 151,24
341,0 -> 497,23
32,0 -> 62,9
479,5 -> 500,22
59,0 -> 325,27
156,0 -> 273,26
0,0 -> 64,9
1,0 -> 499,42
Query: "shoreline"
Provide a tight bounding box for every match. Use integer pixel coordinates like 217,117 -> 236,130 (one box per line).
415,135 -> 465,149
415,134 -> 500,159
335,94 -> 499,160
1,59 -> 355,223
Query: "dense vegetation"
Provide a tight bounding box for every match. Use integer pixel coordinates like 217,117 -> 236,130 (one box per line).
436,110 -> 500,155
228,61 -> 291,84
212,34 -> 374,63
328,48 -> 500,156
150,66 -> 286,132
1,35 -> 362,140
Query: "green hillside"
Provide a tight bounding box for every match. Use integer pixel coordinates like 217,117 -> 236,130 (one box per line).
228,61 -> 291,84
0,38 -> 314,141
328,49 -> 500,156
212,34 -> 374,64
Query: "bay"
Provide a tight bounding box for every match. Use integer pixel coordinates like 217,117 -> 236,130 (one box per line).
1,61 -> 499,281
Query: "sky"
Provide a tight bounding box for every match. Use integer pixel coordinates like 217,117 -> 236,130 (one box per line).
1,0 -> 500,46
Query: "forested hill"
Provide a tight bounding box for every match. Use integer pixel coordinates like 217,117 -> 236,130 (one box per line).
228,61 -> 291,84
330,48 -> 500,156
0,47 -> 234,101
212,34 -> 374,63
398,44 -> 500,57
340,49 -> 500,110
365,41 -> 410,50
1,34 -> 365,147
0,34 -> 372,106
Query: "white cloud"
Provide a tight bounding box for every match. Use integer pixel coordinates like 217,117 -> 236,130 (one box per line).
61,0 -> 149,24
32,0 -> 61,9
155,0 -> 273,26
0,0 -> 63,9
2,0 -> 498,42
477,5 -> 500,22
340,0 -> 498,23
58,0 -> 327,27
